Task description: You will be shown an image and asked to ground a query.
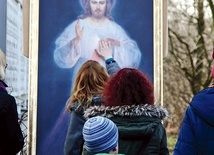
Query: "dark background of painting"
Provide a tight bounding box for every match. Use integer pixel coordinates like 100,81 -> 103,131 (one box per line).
37,0 -> 153,154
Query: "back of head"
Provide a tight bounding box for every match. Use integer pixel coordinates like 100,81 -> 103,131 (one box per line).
67,60 -> 109,110
73,60 -> 109,95
83,116 -> 118,154
104,68 -> 154,106
0,49 -> 6,80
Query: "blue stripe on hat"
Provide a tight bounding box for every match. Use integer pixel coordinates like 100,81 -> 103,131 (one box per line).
83,116 -> 118,153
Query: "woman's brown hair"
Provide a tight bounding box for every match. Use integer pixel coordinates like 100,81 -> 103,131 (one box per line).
66,60 -> 109,111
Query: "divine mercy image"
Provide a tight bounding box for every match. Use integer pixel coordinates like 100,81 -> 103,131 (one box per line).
37,0 -> 154,154
54,0 -> 141,84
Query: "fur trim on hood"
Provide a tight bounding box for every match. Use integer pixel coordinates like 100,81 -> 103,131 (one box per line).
84,104 -> 169,121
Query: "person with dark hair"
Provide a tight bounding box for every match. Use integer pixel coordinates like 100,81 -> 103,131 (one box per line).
174,49 -> 214,155
84,41 -> 169,155
54,0 -> 141,85
0,49 -> 24,155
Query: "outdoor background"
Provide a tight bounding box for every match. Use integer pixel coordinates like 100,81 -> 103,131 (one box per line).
165,0 -> 214,154
0,0 -> 214,155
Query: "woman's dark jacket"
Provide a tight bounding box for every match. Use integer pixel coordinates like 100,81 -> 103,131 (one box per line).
64,97 -> 105,155
84,104 -> 169,155
0,80 -> 24,155
174,87 -> 214,155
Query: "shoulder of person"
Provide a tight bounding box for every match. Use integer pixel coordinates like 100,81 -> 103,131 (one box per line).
91,96 -> 105,106
0,91 -> 16,105
109,20 -> 121,27
70,102 -> 79,111
84,104 -> 168,121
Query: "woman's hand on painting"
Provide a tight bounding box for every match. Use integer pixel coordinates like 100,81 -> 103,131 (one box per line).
73,20 -> 84,48
95,39 -> 113,60
106,38 -> 120,47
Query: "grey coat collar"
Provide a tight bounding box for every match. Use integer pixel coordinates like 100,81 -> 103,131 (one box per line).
84,104 -> 168,121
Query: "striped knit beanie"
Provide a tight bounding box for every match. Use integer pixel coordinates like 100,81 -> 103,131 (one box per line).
83,116 -> 118,154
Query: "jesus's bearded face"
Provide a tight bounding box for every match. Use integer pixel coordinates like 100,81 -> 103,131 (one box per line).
89,0 -> 107,19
